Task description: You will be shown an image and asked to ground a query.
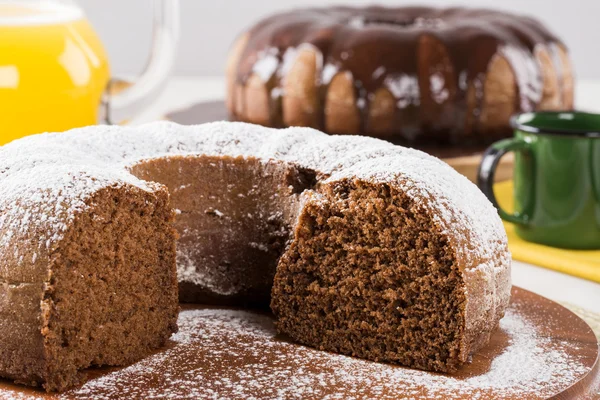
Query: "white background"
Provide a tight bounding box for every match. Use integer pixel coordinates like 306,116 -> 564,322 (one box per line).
80,0 -> 600,79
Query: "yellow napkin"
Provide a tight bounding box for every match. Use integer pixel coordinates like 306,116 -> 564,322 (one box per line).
494,181 -> 600,283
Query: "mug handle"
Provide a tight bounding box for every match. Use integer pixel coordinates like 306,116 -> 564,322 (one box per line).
477,138 -> 531,225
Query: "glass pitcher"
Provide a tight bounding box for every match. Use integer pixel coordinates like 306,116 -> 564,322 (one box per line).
0,0 -> 179,145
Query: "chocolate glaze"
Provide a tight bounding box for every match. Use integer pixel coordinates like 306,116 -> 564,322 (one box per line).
234,7 -> 567,145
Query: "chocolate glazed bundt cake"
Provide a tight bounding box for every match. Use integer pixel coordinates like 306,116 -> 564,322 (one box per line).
226,7 -> 574,146
0,121 -> 510,391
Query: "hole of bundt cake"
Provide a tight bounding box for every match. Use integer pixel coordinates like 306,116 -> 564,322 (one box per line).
349,16 -> 444,30
271,179 -> 467,372
130,155 -> 316,308
363,17 -> 415,27
40,186 -> 178,391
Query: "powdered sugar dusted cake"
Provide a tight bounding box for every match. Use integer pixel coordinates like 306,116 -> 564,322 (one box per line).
0,121 -> 510,390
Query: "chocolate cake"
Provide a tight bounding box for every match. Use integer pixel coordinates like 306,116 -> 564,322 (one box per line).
0,121 -> 510,390
226,7 -> 574,146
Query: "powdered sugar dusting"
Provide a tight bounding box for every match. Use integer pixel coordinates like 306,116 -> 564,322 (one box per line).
58,304 -> 588,400
0,121 -> 508,301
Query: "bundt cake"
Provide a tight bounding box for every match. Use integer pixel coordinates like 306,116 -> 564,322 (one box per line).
226,6 -> 574,146
0,121 -> 510,390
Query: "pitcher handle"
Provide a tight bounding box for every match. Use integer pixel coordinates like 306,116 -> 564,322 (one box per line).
101,0 -> 180,125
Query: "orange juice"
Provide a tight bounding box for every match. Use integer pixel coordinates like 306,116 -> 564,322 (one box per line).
0,1 -> 110,144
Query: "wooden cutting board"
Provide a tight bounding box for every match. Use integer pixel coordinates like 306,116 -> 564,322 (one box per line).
165,101 -> 514,183
1,287 -> 598,399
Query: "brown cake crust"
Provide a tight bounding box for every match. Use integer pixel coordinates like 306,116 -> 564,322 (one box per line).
226,6 -> 574,147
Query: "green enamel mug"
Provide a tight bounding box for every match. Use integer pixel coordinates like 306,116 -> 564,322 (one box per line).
478,112 -> 600,250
